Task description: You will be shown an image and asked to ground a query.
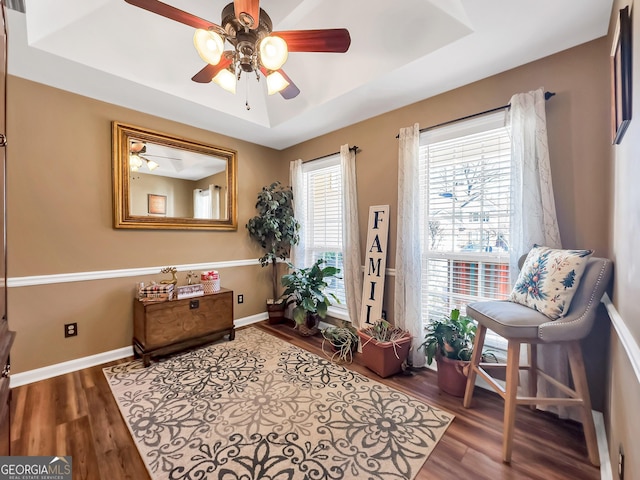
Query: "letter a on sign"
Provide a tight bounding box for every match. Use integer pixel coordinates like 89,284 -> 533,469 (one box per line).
360,205 -> 389,325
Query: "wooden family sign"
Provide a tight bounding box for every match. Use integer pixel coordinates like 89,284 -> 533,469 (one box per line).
360,205 -> 389,326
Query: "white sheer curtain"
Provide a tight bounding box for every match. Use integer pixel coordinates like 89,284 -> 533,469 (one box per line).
193,185 -> 221,219
509,88 -> 573,420
194,186 -> 213,219
395,124 -> 424,367
211,186 -> 221,219
340,145 -> 363,328
509,88 -> 561,281
289,159 -> 305,267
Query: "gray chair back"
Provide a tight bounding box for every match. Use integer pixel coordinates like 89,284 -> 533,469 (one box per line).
536,257 -> 612,342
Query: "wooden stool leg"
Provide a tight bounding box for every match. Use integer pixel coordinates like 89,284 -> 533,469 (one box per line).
503,340 -> 521,464
528,343 -> 538,411
463,324 -> 486,408
567,341 -> 600,466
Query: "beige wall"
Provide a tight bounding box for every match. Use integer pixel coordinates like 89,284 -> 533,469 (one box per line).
608,1 -> 640,479
282,38 -> 613,339
6,77 -> 287,372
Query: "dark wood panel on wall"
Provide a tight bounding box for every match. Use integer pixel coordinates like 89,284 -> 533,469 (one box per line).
0,2 -> 16,455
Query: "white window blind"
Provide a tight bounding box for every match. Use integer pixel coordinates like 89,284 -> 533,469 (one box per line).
301,155 -> 347,307
419,112 -> 511,349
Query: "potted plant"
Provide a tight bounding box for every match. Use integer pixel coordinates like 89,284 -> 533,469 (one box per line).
357,319 -> 412,378
246,182 -> 300,323
281,259 -> 340,336
417,308 -> 478,397
321,322 -> 358,363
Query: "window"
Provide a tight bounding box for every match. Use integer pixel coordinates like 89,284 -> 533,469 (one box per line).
419,112 -> 511,349
300,155 -> 347,309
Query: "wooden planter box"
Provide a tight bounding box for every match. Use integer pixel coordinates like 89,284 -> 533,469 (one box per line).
357,330 -> 412,378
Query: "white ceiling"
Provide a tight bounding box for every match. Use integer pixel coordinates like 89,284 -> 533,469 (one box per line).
7,0 -> 613,150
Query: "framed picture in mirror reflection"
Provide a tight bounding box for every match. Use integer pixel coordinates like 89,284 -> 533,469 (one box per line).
148,194 -> 167,215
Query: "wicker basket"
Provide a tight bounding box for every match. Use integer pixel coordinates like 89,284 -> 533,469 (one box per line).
295,314 -> 320,336
296,323 -> 319,337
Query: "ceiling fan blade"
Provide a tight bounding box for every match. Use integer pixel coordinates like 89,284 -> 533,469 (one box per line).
192,57 -> 233,83
124,0 -> 222,31
273,29 -> 351,53
276,70 -> 300,100
234,0 -> 260,29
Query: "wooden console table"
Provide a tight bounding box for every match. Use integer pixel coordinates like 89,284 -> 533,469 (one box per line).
133,288 -> 234,366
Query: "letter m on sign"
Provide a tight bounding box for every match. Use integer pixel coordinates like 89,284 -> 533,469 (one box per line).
360,205 -> 389,325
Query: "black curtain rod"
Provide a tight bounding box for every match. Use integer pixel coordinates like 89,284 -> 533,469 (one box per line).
305,145 -> 359,163
395,91 -> 556,138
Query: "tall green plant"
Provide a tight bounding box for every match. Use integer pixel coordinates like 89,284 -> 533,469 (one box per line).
246,182 -> 300,300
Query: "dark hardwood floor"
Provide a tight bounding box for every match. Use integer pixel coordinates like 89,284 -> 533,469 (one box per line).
10,321 -> 600,479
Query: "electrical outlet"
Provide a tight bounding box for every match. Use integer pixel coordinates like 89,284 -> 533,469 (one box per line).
618,445 -> 625,479
238,294 -> 244,304
64,323 -> 78,338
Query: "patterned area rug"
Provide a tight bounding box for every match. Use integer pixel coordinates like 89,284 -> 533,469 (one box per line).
104,327 -> 454,480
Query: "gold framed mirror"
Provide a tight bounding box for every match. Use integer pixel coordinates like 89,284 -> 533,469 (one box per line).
112,122 -> 237,230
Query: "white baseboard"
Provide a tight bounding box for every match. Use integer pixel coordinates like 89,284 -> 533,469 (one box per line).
10,346 -> 134,388
594,411 -> 612,480
234,312 -> 268,328
10,313 -> 269,387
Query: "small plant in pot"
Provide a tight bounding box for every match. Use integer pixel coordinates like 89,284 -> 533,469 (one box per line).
281,259 -> 341,336
418,308 -> 479,397
321,322 -> 358,364
246,182 -> 300,323
358,319 -> 412,378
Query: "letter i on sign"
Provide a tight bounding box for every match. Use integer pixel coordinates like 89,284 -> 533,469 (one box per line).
360,205 -> 389,325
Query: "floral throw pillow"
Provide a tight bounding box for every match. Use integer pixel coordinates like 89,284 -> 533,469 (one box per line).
509,245 -> 594,320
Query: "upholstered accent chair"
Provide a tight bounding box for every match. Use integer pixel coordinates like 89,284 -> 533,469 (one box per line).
462,255 -> 612,465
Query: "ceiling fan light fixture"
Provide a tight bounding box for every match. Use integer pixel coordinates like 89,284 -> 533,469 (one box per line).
213,68 -> 237,94
266,71 -> 290,95
193,29 -> 225,65
259,36 -> 288,71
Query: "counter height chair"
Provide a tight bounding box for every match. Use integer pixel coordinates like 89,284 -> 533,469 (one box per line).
462,250 -> 612,466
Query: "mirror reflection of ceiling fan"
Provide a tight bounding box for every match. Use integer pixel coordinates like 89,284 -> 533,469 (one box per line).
129,140 -> 227,179
124,0 -> 352,102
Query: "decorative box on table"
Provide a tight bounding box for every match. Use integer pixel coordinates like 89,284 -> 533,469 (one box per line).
176,284 -> 205,299
139,283 -> 174,301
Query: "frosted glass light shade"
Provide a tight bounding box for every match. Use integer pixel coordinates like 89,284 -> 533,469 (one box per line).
194,29 -> 224,65
146,159 -> 159,171
130,153 -> 143,169
259,36 -> 288,70
213,68 -> 237,94
266,71 -> 289,95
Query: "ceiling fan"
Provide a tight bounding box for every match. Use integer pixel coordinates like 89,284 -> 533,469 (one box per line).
124,0 -> 352,102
